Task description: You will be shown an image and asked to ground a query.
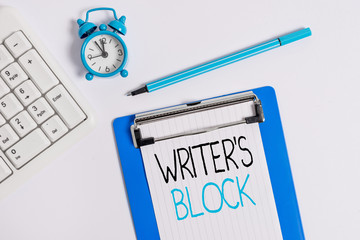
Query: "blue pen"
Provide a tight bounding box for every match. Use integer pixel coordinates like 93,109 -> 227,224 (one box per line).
128,28 -> 311,96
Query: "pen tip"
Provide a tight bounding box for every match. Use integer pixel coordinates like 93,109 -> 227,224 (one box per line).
126,86 -> 149,96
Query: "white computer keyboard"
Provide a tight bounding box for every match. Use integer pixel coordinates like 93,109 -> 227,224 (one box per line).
0,7 -> 95,199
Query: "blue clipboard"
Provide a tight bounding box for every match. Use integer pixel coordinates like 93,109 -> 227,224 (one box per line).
113,86 -> 304,240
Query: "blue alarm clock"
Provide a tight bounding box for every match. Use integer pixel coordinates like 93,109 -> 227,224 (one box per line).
77,8 -> 128,81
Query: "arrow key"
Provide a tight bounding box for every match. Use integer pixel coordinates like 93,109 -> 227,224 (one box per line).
14,80 -> 41,106
10,111 -> 37,137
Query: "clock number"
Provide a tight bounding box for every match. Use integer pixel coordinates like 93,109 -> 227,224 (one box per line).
101,38 -> 107,44
87,54 -> 93,60
118,49 -> 123,56
105,66 -> 110,72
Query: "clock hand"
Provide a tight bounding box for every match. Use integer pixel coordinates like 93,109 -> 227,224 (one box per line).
100,39 -> 108,58
90,54 -> 103,59
100,39 -> 106,52
95,41 -> 104,54
94,40 -> 108,58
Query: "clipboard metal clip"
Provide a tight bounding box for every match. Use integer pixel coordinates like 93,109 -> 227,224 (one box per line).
131,91 -> 264,148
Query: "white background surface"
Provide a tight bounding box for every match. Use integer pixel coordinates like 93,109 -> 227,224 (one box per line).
0,0 -> 359,239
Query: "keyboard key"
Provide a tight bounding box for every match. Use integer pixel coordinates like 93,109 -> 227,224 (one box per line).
46,85 -> 86,129
18,49 -> 59,93
41,115 -> 68,142
0,93 -> 23,120
28,98 -> 54,124
6,129 -> 50,169
0,77 -> 10,98
14,80 -> 41,106
0,157 -> 12,183
0,114 -> 5,126
10,111 -> 37,137
1,62 -> 28,88
0,124 -> 19,151
0,45 -> 14,70
4,31 -> 32,58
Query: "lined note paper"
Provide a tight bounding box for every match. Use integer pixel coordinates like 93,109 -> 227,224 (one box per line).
140,102 -> 283,240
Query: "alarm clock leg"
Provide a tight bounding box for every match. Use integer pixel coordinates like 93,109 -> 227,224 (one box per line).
120,69 -> 128,78
86,73 -> 94,81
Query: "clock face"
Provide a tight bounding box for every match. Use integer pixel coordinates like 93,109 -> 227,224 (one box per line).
83,33 -> 125,75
